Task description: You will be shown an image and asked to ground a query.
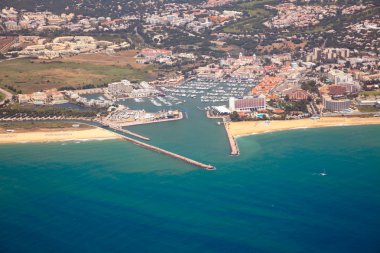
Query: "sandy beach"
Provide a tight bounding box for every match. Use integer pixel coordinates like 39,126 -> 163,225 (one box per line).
228,117 -> 380,138
0,127 -> 121,144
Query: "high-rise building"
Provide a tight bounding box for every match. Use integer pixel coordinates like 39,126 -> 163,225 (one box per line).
322,95 -> 351,112
229,95 -> 266,112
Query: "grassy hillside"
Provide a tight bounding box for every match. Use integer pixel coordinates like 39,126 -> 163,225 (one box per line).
0,58 -> 155,93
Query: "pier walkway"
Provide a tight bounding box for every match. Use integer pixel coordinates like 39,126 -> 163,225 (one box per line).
223,117 -> 240,156
204,111 -> 240,156
97,117 -> 215,170
109,126 -> 150,141
0,117 -> 215,170
92,118 -> 151,141
114,132 -> 215,170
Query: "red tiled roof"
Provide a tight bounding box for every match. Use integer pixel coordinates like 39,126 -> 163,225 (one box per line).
328,85 -> 346,96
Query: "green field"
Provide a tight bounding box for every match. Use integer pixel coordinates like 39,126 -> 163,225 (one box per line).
357,106 -> 380,113
0,58 -> 154,93
360,90 -> 380,96
0,92 -> 4,101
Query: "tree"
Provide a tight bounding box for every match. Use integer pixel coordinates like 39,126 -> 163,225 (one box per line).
301,80 -> 319,94
263,57 -> 272,66
230,111 -> 240,121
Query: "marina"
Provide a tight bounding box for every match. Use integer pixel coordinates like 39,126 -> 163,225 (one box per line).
157,79 -> 257,107
81,79 -> 258,157
1,1 -> 379,252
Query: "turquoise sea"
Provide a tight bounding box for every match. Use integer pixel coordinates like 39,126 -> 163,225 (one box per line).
1,100 -> 380,252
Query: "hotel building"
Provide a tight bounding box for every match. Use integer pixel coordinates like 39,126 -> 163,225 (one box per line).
322,95 -> 351,112
229,95 -> 266,112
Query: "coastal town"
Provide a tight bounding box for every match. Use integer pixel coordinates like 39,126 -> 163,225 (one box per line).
0,0 -> 380,159
3,43 -> 379,121
1,1 -> 380,252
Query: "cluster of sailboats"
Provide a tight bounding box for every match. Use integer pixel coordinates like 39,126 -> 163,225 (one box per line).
156,96 -> 173,106
158,80 -> 256,104
132,79 -> 257,107
144,95 -> 185,107
150,98 -> 162,107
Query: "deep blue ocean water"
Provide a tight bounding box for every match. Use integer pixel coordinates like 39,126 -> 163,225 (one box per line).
1,99 -> 380,252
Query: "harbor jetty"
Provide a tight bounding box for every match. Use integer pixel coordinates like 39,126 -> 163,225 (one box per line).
206,110 -> 224,119
98,119 -> 214,170
205,111 -> 240,156
223,117 -> 240,156
116,132 -> 215,170
97,116 -> 215,170
0,117 -> 215,170
109,126 -> 150,141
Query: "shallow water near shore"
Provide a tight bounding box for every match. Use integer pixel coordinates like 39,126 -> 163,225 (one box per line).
1,97 -> 380,252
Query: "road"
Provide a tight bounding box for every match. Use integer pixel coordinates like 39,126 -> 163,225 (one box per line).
134,26 -> 148,48
0,87 -> 13,105
0,55 -> 29,63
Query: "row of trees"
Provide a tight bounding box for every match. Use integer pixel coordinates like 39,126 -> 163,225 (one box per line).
0,107 -> 98,118
57,83 -> 108,91
301,80 -> 319,94
4,84 -> 22,94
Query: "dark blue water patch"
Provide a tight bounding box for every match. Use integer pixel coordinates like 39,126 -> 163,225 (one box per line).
0,126 -> 380,253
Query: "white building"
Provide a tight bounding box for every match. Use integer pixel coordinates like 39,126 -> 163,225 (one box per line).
328,69 -> 354,84
108,80 -> 133,95
322,95 -> 351,112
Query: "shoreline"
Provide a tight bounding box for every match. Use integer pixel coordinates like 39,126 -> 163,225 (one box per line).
0,120 -> 215,170
227,117 -> 380,139
0,113 -> 183,144
0,126 -> 121,144
222,117 -> 240,156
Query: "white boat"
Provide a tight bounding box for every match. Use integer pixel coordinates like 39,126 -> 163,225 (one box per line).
319,169 -> 327,176
150,98 -> 162,106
